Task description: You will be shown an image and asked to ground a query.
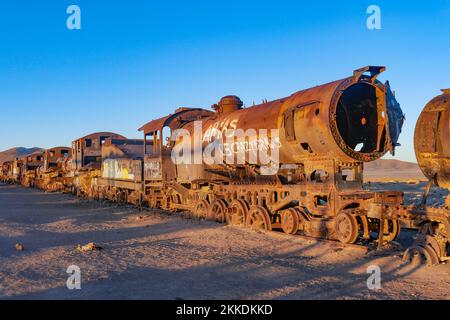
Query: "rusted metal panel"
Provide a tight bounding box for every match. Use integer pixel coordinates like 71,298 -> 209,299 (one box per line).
43,146 -> 71,171
139,108 -> 214,134
101,138 -> 150,160
415,91 -> 450,188
101,158 -> 142,182
138,115 -> 172,133
72,132 -> 127,170
144,156 -> 162,180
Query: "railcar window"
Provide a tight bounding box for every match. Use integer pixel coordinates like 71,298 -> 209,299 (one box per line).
85,139 -> 92,147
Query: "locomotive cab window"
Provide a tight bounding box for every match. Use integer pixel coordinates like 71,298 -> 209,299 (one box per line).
162,126 -> 172,147
100,136 -> 108,145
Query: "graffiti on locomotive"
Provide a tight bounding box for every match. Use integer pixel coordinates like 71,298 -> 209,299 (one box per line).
171,117 -> 281,173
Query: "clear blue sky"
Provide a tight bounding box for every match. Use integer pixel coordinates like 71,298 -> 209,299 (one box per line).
0,0 -> 449,163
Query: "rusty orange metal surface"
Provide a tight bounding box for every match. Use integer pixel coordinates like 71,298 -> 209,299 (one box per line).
415,89 -> 450,189
167,66 -> 404,170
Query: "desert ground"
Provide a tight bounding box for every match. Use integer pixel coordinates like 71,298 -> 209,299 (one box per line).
0,182 -> 449,300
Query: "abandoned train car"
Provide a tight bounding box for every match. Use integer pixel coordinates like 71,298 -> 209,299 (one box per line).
34,147 -> 71,192
70,132 -> 127,197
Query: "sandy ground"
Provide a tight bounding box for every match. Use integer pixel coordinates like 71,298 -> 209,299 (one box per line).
0,183 -> 449,300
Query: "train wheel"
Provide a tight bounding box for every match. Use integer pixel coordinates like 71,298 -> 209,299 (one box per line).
358,216 -> 370,240
92,187 -> 99,201
402,245 -> 440,266
149,196 -> 157,209
122,190 -> 129,204
370,219 -> 401,242
136,194 -> 144,208
193,200 -> 209,220
161,195 -> 172,211
383,219 -> 400,242
207,199 -> 227,223
227,200 -> 248,227
128,191 -> 141,207
335,212 -> 358,244
118,190 -> 124,203
105,187 -> 114,201
281,208 -> 299,235
246,206 -> 272,231
98,188 -> 105,202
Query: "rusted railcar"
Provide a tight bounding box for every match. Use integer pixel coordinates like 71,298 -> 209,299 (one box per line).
401,89 -> 450,264
10,158 -> 24,183
71,132 -> 127,197
95,138 -> 153,204
20,151 -> 45,187
135,66 -> 406,245
34,147 -> 71,192
0,161 -> 15,183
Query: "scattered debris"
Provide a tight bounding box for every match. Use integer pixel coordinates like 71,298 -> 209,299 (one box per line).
76,242 -> 103,252
15,243 -> 24,251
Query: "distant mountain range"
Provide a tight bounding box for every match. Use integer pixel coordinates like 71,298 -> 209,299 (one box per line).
0,147 -> 44,163
364,159 -> 425,181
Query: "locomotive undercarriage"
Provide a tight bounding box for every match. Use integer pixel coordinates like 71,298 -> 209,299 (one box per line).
64,168 -> 449,266
80,172 -> 403,247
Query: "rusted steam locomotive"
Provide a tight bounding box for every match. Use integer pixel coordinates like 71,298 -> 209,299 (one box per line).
130,66 -> 406,246
1,66 -> 448,264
